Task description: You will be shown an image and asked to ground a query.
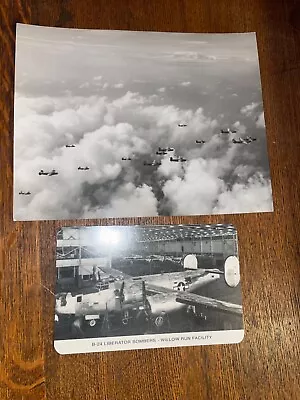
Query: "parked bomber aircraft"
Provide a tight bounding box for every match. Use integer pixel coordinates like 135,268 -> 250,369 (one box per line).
55,255 -> 242,336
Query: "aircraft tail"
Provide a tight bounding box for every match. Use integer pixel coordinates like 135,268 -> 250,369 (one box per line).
183,254 -> 241,287
183,254 -> 198,270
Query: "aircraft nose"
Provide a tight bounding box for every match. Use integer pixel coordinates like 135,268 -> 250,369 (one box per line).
55,293 -> 76,315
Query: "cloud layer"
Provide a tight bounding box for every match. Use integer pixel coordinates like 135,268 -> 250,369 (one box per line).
14,90 -> 273,220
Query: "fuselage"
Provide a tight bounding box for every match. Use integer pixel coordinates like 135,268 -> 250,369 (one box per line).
55,269 -> 221,319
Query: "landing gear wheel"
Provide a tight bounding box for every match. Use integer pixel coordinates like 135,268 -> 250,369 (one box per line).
89,319 -> 96,327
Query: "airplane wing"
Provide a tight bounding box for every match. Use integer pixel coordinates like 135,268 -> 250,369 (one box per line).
99,266 -> 132,279
145,283 -> 242,316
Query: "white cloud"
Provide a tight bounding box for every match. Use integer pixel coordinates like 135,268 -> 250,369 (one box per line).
83,183 -> 158,218
157,87 -> 166,93
232,121 -> 247,134
79,82 -> 90,89
93,75 -> 102,81
103,83 -> 109,89
233,165 -> 255,179
157,157 -> 183,178
256,112 -> 265,128
14,89 -> 273,220
113,83 -> 124,89
241,102 -> 259,117
213,174 -> 273,214
162,159 -> 226,215
180,81 -> 191,87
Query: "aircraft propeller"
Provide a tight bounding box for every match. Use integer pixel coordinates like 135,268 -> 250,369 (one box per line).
135,281 -> 153,322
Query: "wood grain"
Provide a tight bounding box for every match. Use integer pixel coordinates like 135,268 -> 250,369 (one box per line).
0,0 -> 299,399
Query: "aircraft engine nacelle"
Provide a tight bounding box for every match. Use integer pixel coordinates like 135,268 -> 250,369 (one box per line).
183,254 -> 198,270
224,256 -> 240,287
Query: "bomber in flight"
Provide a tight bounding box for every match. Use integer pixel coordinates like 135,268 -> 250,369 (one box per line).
144,160 -> 162,166
232,138 -> 246,144
158,147 -> 174,152
244,136 -> 257,143
19,191 -> 31,195
170,156 -> 187,162
38,169 -> 58,176
156,151 -> 167,155
65,144 -> 76,148
220,128 -> 237,134
122,157 -> 132,161
78,166 -> 90,170
232,136 -> 257,144
195,140 -> 206,144
178,123 -> 188,127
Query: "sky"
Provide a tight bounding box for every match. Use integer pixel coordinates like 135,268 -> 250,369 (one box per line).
14,24 -> 273,220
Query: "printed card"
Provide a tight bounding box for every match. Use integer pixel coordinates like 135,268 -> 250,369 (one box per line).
54,224 -> 243,354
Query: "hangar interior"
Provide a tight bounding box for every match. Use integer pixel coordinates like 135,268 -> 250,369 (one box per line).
56,225 -> 238,291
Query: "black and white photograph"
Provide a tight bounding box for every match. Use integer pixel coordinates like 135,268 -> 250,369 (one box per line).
14,24 -> 273,221
54,225 -> 243,354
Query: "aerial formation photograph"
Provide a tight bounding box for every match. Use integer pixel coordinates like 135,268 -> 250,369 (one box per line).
14,24 -> 273,220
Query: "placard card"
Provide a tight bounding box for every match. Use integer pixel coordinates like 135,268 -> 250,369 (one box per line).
54,224 -> 244,354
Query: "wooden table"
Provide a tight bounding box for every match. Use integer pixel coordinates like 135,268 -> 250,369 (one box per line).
0,1 -> 299,399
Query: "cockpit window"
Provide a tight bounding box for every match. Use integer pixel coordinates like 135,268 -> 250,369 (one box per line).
77,295 -> 82,303
60,295 -> 67,307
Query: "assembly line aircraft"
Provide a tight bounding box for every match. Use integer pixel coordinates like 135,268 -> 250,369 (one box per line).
55,255 -> 242,335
